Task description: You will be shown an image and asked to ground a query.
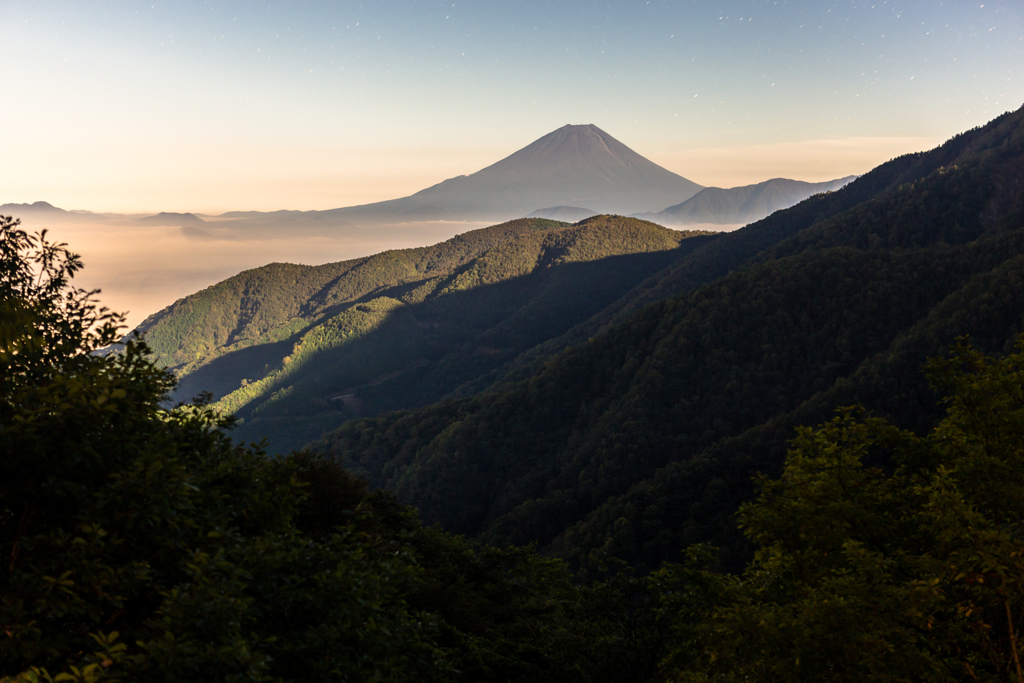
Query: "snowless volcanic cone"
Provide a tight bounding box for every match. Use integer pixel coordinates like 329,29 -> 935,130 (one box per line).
321,124 -> 703,223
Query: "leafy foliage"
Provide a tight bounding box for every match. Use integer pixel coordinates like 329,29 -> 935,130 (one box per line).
0,216 -> 444,682
658,340 -> 1024,682
290,453 -> 674,683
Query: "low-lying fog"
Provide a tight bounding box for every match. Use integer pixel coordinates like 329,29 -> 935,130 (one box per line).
26,215 -> 491,331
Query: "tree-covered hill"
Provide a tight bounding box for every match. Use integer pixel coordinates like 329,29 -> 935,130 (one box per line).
466,107 -> 1024,396
136,216 -> 715,452
309,105 -> 1024,572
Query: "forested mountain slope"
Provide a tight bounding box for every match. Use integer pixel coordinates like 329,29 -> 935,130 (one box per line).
462,106 -> 1024,396
136,216 -> 715,452
310,105 -> 1024,572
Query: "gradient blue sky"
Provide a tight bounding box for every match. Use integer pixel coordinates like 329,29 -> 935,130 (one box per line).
3,0 -> 1022,213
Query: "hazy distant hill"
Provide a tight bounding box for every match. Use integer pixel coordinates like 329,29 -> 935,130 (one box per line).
528,206 -> 598,222
638,176 -> 857,226
137,216 -> 717,451
137,212 -> 207,227
0,201 -> 73,217
309,105 -> 1024,574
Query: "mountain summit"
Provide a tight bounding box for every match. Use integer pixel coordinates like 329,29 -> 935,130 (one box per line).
320,125 -> 703,223
456,124 -> 703,213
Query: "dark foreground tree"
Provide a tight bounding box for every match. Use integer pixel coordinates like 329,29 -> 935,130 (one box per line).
657,339 -> 1024,682
0,216 -> 444,682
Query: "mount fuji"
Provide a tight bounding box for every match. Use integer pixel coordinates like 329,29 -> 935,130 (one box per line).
223,125 -> 704,228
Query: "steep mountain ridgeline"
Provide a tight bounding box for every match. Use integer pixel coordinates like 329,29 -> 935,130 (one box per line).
309,105 -> 1024,571
764,111 -> 1024,259
463,106 -> 1024,396
137,216 -> 716,452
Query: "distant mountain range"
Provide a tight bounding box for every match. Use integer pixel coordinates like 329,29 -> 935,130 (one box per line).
529,177 -> 858,228
0,203 -> 206,227
3,127 -> 854,232
0,200 -> 67,214
635,176 -> 858,226
0,201 -> 98,221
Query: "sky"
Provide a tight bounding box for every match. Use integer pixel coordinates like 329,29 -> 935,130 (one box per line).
2,0 -> 1023,214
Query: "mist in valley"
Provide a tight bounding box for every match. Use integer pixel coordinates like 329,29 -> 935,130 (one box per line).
26,214 -> 490,330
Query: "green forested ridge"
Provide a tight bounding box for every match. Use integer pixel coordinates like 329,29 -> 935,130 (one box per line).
310,104 -> 1024,574
140,217 -> 571,379
138,215 -> 715,452
154,103 -> 1023,456
471,106 -> 1024,394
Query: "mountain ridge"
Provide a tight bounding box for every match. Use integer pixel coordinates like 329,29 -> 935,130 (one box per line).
4,125 -> 703,232
135,215 -> 718,451
637,175 -> 857,226
0,201 -> 69,216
